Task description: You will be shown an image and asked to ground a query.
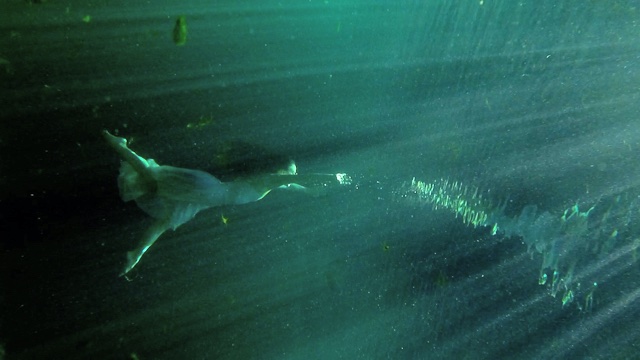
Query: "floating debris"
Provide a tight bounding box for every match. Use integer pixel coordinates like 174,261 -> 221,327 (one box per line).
186,114 -> 215,129
173,15 -> 187,45
0,57 -> 13,75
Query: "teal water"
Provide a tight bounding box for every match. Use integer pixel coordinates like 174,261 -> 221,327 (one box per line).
1,1 -> 640,359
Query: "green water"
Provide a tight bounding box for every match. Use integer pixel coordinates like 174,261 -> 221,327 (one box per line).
1,1 -> 640,359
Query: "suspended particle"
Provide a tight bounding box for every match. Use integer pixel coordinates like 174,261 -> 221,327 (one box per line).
539,271 -> 548,285
562,289 -> 574,306
584,283 -> 597,312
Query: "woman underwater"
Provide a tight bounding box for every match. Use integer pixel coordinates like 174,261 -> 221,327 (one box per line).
103,130 -> 351,277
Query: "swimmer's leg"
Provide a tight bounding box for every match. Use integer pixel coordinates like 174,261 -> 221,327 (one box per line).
121,219 -> 172,277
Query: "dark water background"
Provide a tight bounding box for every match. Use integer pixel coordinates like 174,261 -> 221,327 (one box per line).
1,1 -> 640,359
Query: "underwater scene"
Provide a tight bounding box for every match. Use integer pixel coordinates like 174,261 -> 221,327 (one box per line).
1,0 -> 639,359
